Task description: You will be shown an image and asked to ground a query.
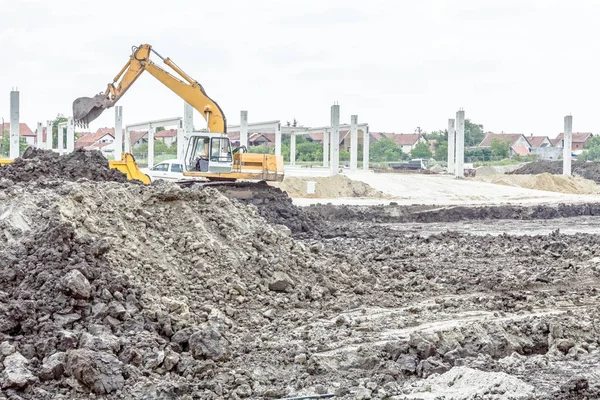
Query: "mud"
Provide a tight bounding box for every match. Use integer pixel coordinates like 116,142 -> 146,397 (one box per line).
0,148 -> 130,184
510,160 -> 600,184
2,152 -> 600,399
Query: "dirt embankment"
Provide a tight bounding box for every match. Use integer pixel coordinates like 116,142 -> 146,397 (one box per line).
474,173 -> 600,194
0,148 -> 130,184
274,175 -> 386,198
510,160 -> 600,184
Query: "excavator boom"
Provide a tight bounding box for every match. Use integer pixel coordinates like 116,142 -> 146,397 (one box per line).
73,44 -> 226,133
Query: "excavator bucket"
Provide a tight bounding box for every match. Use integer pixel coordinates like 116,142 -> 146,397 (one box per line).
73,94 -> 112,127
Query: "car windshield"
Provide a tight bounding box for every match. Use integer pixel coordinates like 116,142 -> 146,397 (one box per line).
152,163 -> 168,171
171,164 -> 183,173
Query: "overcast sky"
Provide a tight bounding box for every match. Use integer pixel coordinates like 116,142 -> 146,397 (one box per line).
1,0 -> 599,136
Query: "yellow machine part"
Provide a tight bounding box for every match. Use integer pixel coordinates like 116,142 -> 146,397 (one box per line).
108,153 -> 151,185
183,153 -> 285,181
0,159 -> 14,166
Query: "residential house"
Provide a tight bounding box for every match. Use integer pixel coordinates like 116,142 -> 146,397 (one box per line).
384,133 -> 428,153
526,135 -> 552,148
75,127 -> 116,153
249,133 -> 275,147
155,129 -> 177,147
0,122 -> 37,145
478,133 -> 532,157
552,132 -> 594,152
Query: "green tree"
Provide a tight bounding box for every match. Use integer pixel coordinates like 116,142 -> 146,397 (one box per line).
465,120 -> 486,147
410,141 -> 433,159
434,141 -> 448,161
490,138 -> 510,159
369,138 -> 405,162
51,114 -> 69,148
579,137 -> 600,161
0,133 -> 29,157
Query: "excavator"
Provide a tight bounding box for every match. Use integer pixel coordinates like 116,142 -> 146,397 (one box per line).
72,43 -> 284,185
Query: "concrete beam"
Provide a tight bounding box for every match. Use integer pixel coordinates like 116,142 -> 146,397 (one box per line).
46,120 -> 53,150
563,115 -> 573,176
36,122 -> 43,148
350,115 -> 358,172
323,129 -> 329,167
330,104 -> 340,175
10,90 -> 19,159
57,122 -> 65,155
127,117 -> 182,132
66,117 -> 75,153
114,107 -> 123,161
362,127 -> 370,170
240,110 -> 248,148
148,123 -> 154,168
454,110 -> 465,178
275,122 -> 282,156
290,132 -> 296,166
227,120 -> 280,132
447,118 -> 456,174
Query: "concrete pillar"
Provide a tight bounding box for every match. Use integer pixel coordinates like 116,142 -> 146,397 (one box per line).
183,102 -> 193,160
114,106 -> 123,161
275,122 -> 282,156
46,120 -> 53,150
57,124 -> 64,155
240,110 -> 248,149
447,118 -> 456,173
330,104 -> 340,175
363,127 -> 370,170
10,90 -> 19,159
177,126 -> 185,161
66,117 -> 75,153
323,129 -> 329,167
124,129 -> 131,154
454,110 -> 465,178
350,115 -> 358,172
563,115 -> 573,176
36,122 -> 43,148
148,123 -> 154,168
290,132 -> 296,166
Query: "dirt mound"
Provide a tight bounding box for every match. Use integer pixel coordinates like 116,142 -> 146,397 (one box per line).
511,160 -> 600,184
275,175 -> 386,198
475,173 -> 600,194
0,148 -> 129,184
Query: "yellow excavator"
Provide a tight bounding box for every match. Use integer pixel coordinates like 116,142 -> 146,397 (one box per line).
72,44 -> 283,185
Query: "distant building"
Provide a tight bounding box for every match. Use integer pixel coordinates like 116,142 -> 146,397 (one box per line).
552,132 -> 594,152
0,122 -> 36,145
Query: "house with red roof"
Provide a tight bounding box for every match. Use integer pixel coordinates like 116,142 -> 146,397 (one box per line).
0,122 -> 37,145
478,133 -> 532,157
155,129 -> 177,147
552,132 -> 594,152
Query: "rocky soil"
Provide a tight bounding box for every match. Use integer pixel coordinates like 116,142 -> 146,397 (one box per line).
2,150 -> 600,399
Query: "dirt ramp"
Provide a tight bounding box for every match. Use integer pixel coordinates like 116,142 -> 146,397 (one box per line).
511,160 -> 600,184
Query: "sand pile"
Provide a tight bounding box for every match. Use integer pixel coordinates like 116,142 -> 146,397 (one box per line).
0,148 -> 129,184
474,166 -> 499,176
475,173 -> 600,194
275,175 -> 385,198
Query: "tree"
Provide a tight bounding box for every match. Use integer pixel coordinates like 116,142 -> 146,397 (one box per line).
434,141 -> 448,161
369,138 -> 405,162
464,120 -> 486,147
490,138 -> 510,159
410,141 -> 433,159
579,136 -> 600,161
0,133 -> 29,157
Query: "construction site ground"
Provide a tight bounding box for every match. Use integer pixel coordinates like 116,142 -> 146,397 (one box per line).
2,153 -> 600,399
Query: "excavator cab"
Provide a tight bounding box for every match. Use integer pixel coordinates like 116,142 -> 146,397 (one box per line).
186,133 -> 233,174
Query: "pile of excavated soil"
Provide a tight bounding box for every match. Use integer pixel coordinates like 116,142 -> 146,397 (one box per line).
274,175 -> 386,198
0,148 -> 129,184
511,160 -> 600,184
474,173 -> 600,194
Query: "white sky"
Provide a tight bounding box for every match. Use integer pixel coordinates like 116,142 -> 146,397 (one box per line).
1,0 -> 599,136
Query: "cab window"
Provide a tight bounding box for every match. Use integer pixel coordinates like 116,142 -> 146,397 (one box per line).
152,163 -> 169,171
171,163 -> 183,173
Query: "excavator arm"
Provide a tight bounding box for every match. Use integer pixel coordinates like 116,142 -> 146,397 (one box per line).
73,44 -> 227,134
